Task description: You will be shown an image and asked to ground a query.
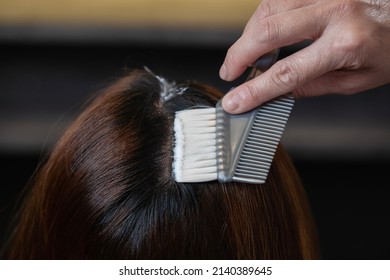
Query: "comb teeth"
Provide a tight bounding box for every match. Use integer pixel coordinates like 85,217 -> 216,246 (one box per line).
233,95 -> 295,183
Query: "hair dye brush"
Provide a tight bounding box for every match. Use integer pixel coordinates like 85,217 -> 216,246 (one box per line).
173,49 -> 294,184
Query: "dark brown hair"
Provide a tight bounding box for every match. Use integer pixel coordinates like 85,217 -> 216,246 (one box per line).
4,69 -> 319,259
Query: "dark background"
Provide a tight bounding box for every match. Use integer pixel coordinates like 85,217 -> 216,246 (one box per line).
1,27 -> 389,259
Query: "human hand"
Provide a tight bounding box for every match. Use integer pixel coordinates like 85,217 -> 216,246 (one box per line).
220,0 -> 390,114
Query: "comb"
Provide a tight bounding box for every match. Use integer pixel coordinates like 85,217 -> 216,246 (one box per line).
173,49 -> 294,183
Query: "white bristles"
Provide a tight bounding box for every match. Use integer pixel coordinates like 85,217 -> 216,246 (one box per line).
173,108 -> 218,182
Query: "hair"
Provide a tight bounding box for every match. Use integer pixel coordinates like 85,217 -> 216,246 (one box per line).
4,69 -> 319,259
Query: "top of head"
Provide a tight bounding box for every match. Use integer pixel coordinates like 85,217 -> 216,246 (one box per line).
5,69 -> 318,260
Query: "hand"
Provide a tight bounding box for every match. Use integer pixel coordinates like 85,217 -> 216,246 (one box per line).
220,0 -> 390,114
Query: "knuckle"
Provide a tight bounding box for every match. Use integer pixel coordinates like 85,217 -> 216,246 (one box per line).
332,30 -> 367,68
241,83 -> 262,104
334,31 -> 365,54
252,17 -> 280,45
256,0 -> 273,19
271,61 -> 300,90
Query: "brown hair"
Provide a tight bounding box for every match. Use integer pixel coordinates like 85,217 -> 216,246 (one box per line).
4,69 -> 319,259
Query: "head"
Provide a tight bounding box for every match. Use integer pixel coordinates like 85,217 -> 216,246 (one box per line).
5,69 -> 319,259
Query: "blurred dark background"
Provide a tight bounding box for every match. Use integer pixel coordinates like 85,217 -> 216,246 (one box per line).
1,0 -> 389,260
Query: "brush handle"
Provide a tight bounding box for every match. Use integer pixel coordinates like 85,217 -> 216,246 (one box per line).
247,49 -> 280,80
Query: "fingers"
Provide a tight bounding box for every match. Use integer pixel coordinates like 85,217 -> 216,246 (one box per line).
219,0 -> 390,114
222,40 -> 338,113
220,4 -> 326,82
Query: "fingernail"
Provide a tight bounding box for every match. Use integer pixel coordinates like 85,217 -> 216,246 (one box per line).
219,64 -> 228,80
222,93 -> 240,113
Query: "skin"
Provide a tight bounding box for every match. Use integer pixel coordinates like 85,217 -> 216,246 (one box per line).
220,0 -> 390,114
